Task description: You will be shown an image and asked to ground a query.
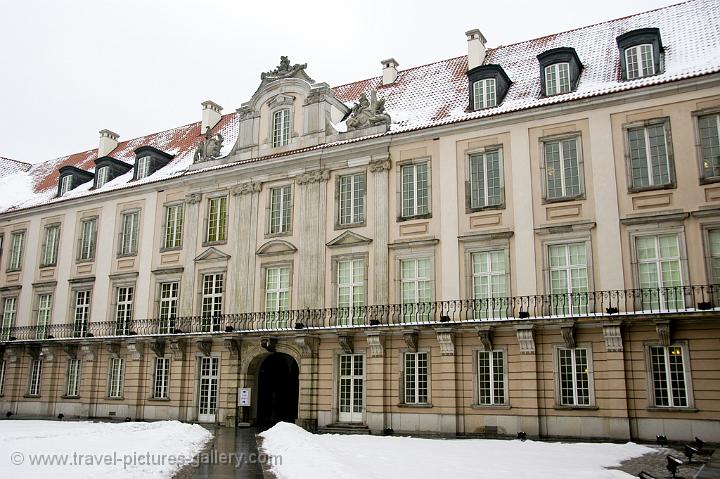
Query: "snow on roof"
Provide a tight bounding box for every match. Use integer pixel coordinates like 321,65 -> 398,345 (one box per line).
0,156 -> 31,177
1,0 -> 718,216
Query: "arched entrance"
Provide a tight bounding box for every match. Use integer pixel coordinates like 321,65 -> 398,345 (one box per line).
255,352 -> 299,427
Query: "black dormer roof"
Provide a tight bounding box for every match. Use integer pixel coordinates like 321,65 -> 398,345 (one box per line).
57,165 -> 94,197
537,47 -> 583,96
467,64 -> 513,111
93,156 -> 132,189
132,146 -> 175,180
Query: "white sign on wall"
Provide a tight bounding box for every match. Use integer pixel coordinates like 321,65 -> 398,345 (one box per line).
238,388 -> 251,406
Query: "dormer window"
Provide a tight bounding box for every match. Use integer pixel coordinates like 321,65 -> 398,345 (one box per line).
473,78 -> 496,110
60,175 -> 73,196
57,165 -> 94,197
537,48 -> 582,97
467,64 -> 512,112
132,146 -> 174,180
272,109 -> 291,147
95,166 -> 110,188
93,156 -> 132,189
136,156 -> 151,179
617,28 -> 663,81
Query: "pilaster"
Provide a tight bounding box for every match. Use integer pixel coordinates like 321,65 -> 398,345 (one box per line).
180,193 -> 202,316
296,169 -> 329,309
370,157 -> 391,304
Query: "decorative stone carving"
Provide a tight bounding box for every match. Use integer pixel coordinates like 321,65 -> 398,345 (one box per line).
366,332 -> 384,358
560,322 -> 576,349
40,345 -> 54,362
436,329 -> 455,356
338,334 -> 353,354
150,341 -> 165,358
185,193 -> 202,204
369,159 -> 392,172
655,320 -> 671,347
127,341 -> 143,361
80,343 -> 96,361
224,338 -> 240,359
403,330 -> 419,353
347,91 -> 391,130
261,337 -> 277,352
1,345 -> 19,363
63,344 -> 78,359
515,326 -> 535,354
193,129 -> 224,163
197,340 -> 212,357
295,335 -> 319,358
477,325 -> 493,351
296,169 -> 330,185
602,322 -> 623,352
28,346 -> 41,360
106,342 -> 121,359
169,339 -> 185,360
260,56 -> 313,84
232,181 -> 262,196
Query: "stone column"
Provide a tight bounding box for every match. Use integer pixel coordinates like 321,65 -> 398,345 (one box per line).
296,170 -> 329,309
231,182 -> 262,313
369,158 -> 391,305
180,193 -> 202,316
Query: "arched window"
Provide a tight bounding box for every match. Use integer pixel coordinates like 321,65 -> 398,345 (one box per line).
272,109 -> 291,147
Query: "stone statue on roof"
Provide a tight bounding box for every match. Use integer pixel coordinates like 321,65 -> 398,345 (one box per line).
261,56 -> 308,81
194,128 -> 224,163
346,91 -> 391,131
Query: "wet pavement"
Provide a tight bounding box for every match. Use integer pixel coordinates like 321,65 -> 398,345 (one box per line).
188,426 -> 266,479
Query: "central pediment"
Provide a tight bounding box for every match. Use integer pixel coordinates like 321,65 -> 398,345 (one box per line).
194,247 -> 231,263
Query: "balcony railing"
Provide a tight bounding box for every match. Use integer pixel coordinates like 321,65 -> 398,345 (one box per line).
1,285 -> 718,343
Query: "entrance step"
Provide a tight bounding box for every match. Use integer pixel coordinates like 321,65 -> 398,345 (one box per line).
318,423 -> 372,435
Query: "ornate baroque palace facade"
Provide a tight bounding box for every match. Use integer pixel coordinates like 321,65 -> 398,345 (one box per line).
1,0 -> 720,442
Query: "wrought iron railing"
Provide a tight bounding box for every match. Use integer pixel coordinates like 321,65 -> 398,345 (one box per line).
1,285 -> 718,343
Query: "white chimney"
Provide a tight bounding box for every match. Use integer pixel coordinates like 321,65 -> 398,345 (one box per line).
466,29 -> 487,70
381,58 -> 399,85
201,100 -> 223,133
98,129 -> 119,157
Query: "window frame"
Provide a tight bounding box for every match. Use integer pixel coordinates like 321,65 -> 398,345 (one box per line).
107,357 -> 125,399
70,287 -> 92,338
27,358 -> 43,397
472,77 -> 497,110
34,291 -> 53,340
693,109 -> 720,184
118,209 -> 140,257
336,171 -> 367,229
623,118 -> 676,192
200,272 -> 224,332
59,174 -> 73,196
702,224 -> 720,286
272,108 -> 292,148
77,216 -> 98,263
539,133 -> 585,203
473,347 -> 509,407
544,62 -> 571,96
332,254 -> 368,326
204,195 -> 228,245
95,165 -> 111,188
157,280 -> 180,334
0,360 -> 6,396
267,184 -> 293,236
1,296 -> 18,341
466,145 -> 505,212
135,155 -> 152,180
65,358 -> 81,398
397,158 -> 432,221
630,229 -> 688,310
153,356 -> 171,399
644,341 -> 695,410
7,229 -> 25,272
624,44 -> 655,80
40,223 -> 61,267
400,349 -> 431,406
162,202 -> 184,250
553,344 -> 596,408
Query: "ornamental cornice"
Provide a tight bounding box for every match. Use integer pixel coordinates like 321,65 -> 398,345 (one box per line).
296,169 -> 330,185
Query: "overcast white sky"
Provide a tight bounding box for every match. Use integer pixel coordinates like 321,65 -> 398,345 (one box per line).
0,0 -> 680,164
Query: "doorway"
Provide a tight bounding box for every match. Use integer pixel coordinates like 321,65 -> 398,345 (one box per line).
256,353 -> 299,427
198,356 -> 219,423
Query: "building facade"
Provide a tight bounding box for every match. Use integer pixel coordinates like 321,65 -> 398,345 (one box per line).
1,0 -> 719,442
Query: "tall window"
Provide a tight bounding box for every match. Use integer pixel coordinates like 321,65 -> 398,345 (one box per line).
28,359 -> 42,396
163,204 -> 184,249
337,258 -> 365,325
153,357 -> 170,399
625,44 -> 655,79
404,351 -> 428,405
636,234 -> 684,309
649,345 -> 688,407
66,358 -> 80,397
0,360 -> 5,396
8,231 -> 24,271
272,109 -> 291,147
699,113 -> 720,180
628,123 -> 672,189
36,293 -> 53,340
119,211 -> 139,256
136,156 -> 151,179
544,137 -> 581,200
545,62 -> 571,95
206,196 -> 227,243
472,251 -> 508,318
338,173 -> 365,226
41,224 -> 60,266
400,258 -> 432,321
1,297 -> 17,341
108,357 -> 124,398
78,218 -> 97,261
477,350 -> 505,405
159,282 -> 179,334
469,149 -> 503,209
60,175 -> 73,196
548,243 -> 589,315
96,166 -> 110,188
265,266 -> 290,313
401,162 -> 430,218
114,286 -> 134,335
558,348 -> 591,406
269,186 -> 292,234
473,78 -> 496,109
73,290 -> 91,337
201,273 -> 223,332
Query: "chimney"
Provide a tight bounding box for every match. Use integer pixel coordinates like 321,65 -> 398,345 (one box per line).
98,129 -> 119,157
466,29 -> 487,70
201,100 -> 223,134
381,58 -> 399,85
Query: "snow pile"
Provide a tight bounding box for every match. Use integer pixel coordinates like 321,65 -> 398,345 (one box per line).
260,422 -> 653,479
0,171 -> 35,211
0,420 -> 212,479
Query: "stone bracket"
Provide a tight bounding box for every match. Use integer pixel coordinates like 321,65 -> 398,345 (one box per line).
338,334 -> 353,354
150,340 -> 166,358
197,340 -> 213,357
295,335 -> 319,358
435,328 -> 455,356
40,345 -> 54,362
261,337 -> 277,352
81,343 -> 97,361
106,342 -> 121,359
402,330 -> 419,353
224,338 -> 240,359
477,325 -> 493,351
602,322 -> 623,352
28,346 -> 41,360
127,341 -> 143,361
63,344 -> 78,359
655,320 -> 671,346
515,325 -> 535,355
366,332 -> 384,358
1,345 -> 20,363
560,321 -> 576,349
169,339 -> 185,360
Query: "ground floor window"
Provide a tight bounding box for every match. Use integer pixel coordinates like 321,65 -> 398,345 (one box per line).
557,348 -> 591,406
339,354 -> 364,422
649,345 -> 688,407
153,357 -> 170,399
108,357 -> 124,398
28,359 -> 42,396
403,351 -> 428,405
477,350 -> 506,405
0,360 -> 5,395
66,358 -> 80,397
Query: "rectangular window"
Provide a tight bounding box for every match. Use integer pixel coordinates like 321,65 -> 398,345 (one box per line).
73,290 -> 91,337
650,345 -> 688,407
41,224 -> 60,266
337,258 -> 365,325
338,173 -> 366,226
119,211 -> 139,256
136,156 -> 151,179
400,258 -> 432,321
269,186 -> 292,234
1,297 -> 17,341
709,230 -> 720,284
153,357 -> 170,399
163,204 -> 184,249
8,231 -> 24,271
36,293 -> 53,340
201,273 -> 223,332
469,149 -> 503,209
473,78 -> 496,109
114,286 -> 134,335
60,175 -> 73,196
0,360 -> 5,396
401,162 -> 430,218
636,234 -> 684,309
625,44 -> 655,79
78,218 -> 97,261
404,351 -> 428,405
471,251 -> 508,318
477,350 -> 505,405
548,243 -> 589,315
66,358 -> 80,397
108,357 -> 124,398
272,109 -> 291,147
96,166 -> 110,188
699,113 -> 720,180
159,282 -> 179,334
558,348 -> 590,406
628,123 -> 672,189
28,359 -> 42,396
265,266 -> 290,313
206,196 -> 227,243
544,137 -> 581,200
545,62 -> 570,95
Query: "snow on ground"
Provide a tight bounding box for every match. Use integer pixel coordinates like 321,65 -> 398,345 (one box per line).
260,422 -> 653,479
0,420 -> 212,479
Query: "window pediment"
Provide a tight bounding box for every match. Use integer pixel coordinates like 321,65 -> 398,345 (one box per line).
194,247 -> 231,263
326,230 -> 373,248
256,239 -> 297,256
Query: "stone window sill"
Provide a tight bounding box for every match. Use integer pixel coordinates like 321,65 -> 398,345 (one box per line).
61,395 -> 80,400
23,394 -> 40,399
646,406 -> 698,413
202,240 -> 228,247
553,405 -> 599,410
471,404 -> 511,410
147,397 -> 171,402
397,403 -> 433,408
107,396 -> 125,401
